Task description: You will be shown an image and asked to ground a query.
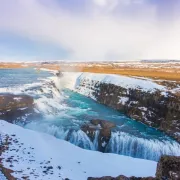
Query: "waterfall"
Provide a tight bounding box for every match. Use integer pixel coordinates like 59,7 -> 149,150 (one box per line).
68,130 -> 95,150
93,130 -> 99,150
24,122 -> 180,162
14,72 -> 179,162
105,132 -> 180,161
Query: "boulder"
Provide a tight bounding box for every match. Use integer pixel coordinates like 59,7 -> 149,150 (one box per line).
0,94 -> 39,124
91,119 -> 116,129
56,71 -> 63,77
88,176 -> 154,180
81,124 -> 97,142
81,119 -> 116,152
0,94 -> 33,111
156,155 -> 180,180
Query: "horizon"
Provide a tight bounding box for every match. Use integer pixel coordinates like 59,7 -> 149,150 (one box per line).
1,59 -> 180,63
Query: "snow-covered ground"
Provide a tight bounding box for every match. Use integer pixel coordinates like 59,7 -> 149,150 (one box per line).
0,172 -> 7,180
0,120 -> 157,180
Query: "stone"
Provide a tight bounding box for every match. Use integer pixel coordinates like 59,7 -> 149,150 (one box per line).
0,94 -> 40,124
91,119 -> 116,129
81,124 -> 97,142
156,155 -> 180,180
81,119 -> 116,152
87,176 -> 154,180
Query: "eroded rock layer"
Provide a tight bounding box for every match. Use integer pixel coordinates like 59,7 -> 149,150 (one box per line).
75,75 -> 180,142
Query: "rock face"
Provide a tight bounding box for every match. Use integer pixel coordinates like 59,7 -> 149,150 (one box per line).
88,155 -> 180,180
156,155 -> 180,180
76,79 -> 180,143
0,94 -> 39,124
81,119 -> 116,152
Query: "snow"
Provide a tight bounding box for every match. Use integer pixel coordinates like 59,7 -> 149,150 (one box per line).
118,97 -> 129,105
39,68 -> 58,75
61,72 -> 167,93
0,172 -> 7,180
76,73 -> 166,92
0,120 -> 157,180
138,107 -> 148,111
13,97 -> 22,101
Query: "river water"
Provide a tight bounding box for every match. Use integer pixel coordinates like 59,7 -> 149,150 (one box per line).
0,68 -> 179,161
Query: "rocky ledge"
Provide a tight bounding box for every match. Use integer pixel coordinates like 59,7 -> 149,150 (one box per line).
75,76 -> 180,143
88,155 -> 180,180
0,94 -> 40,124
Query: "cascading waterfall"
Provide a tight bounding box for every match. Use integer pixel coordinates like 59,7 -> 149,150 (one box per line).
68,130 -> 95,150
105,132 -> 180,161
93,131 -> 100,150
68,130 -> 180,161
24,121 -> 180,161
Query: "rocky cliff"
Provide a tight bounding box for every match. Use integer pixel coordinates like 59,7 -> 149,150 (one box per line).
74,73 -> 180,143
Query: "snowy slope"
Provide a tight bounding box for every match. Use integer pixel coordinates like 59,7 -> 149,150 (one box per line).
0,172 -> 7,180
61,72 -> 167,93
0,120 -> 157,180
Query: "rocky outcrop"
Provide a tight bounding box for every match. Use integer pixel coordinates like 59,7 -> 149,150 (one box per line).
76,79 -> 180,142
0,94 -> 40,124
81,119 -> 116,152
88,155 -> 180,180
156,155 -> 180,180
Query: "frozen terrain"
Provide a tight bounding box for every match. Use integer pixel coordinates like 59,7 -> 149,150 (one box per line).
0,120 -> 157,180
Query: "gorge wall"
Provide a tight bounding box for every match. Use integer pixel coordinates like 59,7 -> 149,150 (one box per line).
72,73 -> 180,143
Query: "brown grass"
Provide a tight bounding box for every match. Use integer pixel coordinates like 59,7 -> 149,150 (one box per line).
39,64 -> 180,81
0,63 -> 23,69
0,62 -> 180,81
81,67 -> 180,81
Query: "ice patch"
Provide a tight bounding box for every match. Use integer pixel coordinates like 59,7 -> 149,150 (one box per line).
118,97 -> 129,105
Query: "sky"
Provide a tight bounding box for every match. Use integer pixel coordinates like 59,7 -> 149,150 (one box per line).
0,0 -> 180,61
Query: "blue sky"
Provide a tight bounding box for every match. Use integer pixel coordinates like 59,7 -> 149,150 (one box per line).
0,31 -> 70,61
0,0 -> 180,61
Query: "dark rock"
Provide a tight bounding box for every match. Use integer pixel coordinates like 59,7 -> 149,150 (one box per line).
98,128 -> 111,152
0,94 -> 40,124
87,176 -> 154,180
88,176 -> 115,180
156,155 -> 180,180
81,119 -> 116,152
56,71 -> 63,77
81,124 -> 97,142
0,94 -> 33,111
91,119 -> 116,129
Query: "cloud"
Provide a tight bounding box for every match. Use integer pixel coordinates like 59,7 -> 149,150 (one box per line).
0,0 -> 180,61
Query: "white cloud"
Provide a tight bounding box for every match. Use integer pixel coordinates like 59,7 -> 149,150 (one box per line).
0,0 -> 180,61
93,0 -> 108,7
